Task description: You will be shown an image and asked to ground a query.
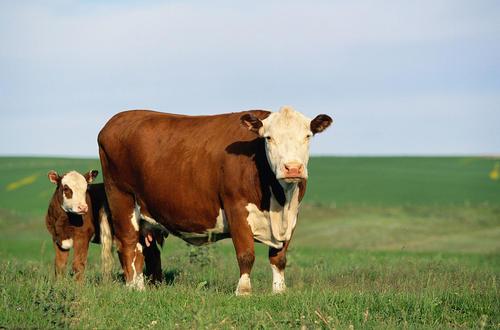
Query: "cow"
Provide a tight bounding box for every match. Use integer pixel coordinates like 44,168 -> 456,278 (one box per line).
45,170 -> 114,281
97,106 -> 332,294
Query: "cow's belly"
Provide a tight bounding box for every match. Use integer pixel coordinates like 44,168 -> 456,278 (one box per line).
175,209 -> 231,245
139,206 -> 230,246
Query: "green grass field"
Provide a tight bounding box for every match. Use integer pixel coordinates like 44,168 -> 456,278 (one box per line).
0,156 -> 499,328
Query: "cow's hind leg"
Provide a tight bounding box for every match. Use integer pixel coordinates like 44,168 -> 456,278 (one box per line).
105,184 -> 144,290
54,242 -> 69,278
269,241 -> 291,294
226,205 -> 255,296
142,236 -> 162,284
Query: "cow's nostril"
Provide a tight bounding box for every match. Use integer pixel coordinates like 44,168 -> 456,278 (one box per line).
284,162 -> 303,175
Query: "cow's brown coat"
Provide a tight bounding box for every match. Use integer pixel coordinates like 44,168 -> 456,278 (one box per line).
98,110 -> 311,289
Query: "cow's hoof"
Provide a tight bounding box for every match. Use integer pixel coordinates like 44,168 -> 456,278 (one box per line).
235,274 -> 251,296
272,280 -> 287,294
272,285 -> 287,294
126,273 -> 145,291
235,284 -> 252,296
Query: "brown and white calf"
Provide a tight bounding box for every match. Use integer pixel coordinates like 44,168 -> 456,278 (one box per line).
98,106 -> 332,293
45,170 -> 114,281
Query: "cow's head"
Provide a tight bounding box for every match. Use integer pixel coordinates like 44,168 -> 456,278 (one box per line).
241,106 -> 332,183
47,170 -> 98,214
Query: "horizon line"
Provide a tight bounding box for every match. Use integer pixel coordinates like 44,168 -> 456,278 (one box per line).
1,153 -> 499,159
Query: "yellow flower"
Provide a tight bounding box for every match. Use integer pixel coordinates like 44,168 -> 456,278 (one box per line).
490,162 -> 499,181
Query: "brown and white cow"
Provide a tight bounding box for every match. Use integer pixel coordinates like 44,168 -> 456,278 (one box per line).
45,170 -> 114,281
97,106 -> 332,294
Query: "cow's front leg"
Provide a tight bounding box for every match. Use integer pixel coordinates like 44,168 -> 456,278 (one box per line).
226,205 -> 255,296
269,240 -> 291,294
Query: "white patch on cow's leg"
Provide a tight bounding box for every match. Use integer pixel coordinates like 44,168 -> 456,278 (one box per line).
235,273 -> 251,296
60,238 -> 73,250
136,242 -> 143,253
271,264 -> 286,293
130,203 -> 140,231
126,243 -> 145,291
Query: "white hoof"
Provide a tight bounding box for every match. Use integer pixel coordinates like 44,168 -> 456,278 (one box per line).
235,273 -> 252,296
126,273 -> 145,291
271,265 -> 286,294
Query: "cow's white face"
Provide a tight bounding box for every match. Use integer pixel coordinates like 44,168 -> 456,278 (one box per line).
241,106 -> 332,183
48,170 -> 98,215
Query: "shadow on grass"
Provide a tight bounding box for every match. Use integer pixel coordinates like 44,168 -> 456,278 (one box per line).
162,269 -> 181,285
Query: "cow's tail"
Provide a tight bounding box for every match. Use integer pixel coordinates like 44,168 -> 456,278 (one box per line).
99,205 -> 114,281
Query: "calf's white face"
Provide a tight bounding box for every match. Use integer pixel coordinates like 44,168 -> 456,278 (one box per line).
48,170 -> 98,215
241,106 -> 332,182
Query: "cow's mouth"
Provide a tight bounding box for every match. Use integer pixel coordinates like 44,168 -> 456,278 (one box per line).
282,177 -> 302,183
69,210 -> 87,216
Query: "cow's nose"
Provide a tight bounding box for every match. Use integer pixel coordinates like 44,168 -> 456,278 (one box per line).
283,162 -> 304,177
77,204 -> 88,213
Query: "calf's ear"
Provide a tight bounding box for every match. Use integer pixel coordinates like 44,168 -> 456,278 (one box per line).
240,113 -> 263,135
48,170 -> 60,184
85,170 -> 99,183
310,114 -> 333,135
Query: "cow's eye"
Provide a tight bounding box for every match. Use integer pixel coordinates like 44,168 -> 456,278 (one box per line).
265,136 -> 272,141
306,134 -> 312,139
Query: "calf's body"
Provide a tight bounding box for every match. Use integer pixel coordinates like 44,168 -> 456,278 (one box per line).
45,171 -> 113,281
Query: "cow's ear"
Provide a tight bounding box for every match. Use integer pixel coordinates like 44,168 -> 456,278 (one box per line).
84,170 -> 99,183
48,170 -> 60,184
310,114 -> 333,135
240,113 -> 263,135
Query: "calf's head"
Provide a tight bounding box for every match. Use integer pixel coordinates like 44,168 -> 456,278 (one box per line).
241,106 -> 332,183
47,170 -> 98,214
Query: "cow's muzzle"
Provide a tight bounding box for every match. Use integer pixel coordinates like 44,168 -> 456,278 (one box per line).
280,162 -> 305,182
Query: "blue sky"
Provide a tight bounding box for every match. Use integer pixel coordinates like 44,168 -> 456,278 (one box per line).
1,0 -> 499,157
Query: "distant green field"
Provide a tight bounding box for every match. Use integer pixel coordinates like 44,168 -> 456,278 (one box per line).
306,156 -> 500,207
0,156 -> 499,328
1,156 -> 499,214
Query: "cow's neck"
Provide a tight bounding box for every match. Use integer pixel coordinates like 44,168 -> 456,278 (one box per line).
269,181 -> 300,242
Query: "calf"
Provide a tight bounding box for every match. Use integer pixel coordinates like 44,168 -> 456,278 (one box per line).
45,170 -> 113,281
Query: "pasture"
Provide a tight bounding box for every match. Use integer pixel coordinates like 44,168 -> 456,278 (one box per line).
0,156 -> 499,328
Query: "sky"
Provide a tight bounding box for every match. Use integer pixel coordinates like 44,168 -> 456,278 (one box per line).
1,0 -> 499,157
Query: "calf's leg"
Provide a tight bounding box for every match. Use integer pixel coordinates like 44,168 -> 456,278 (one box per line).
72,234 -> 91,282
54,242 -> 69,278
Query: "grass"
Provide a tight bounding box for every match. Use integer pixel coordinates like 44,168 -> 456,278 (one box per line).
0,156 -> 499,328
